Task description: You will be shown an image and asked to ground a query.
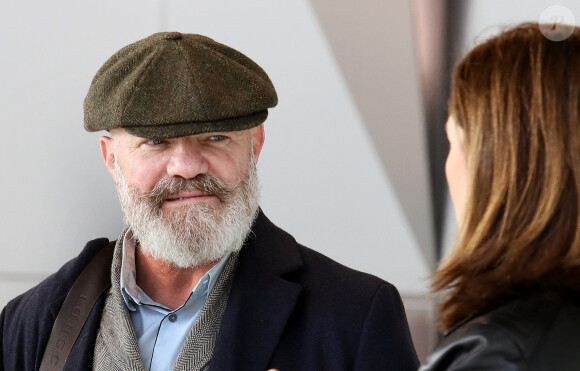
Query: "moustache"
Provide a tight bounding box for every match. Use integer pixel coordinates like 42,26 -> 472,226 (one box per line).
139,174 -> 237,208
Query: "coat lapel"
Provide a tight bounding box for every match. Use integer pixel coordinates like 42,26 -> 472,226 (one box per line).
210,211 -> 303,371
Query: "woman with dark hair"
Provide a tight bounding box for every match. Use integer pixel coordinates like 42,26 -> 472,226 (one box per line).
421,23 -> 580,369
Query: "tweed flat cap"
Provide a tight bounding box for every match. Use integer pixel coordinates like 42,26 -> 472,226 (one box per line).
84,32 -> 277,139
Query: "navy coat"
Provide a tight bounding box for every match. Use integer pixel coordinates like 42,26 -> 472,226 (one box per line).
0,211 -> 418,370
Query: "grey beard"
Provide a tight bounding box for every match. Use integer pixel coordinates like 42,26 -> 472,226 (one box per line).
114,155 -> 260,268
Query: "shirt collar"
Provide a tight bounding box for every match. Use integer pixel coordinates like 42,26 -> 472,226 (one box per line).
120,228 -> 231,311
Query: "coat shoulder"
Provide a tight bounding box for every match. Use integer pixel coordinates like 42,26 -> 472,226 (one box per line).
295,242 -> 398,298
4,237 -> 110,316
251,210 -> 394,298
249,211 -> 405,314
1,237 -> 111,370
241,212 -> 419,369
421,294 -> 580,370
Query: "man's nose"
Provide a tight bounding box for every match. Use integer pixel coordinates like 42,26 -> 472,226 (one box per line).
166,142 -> 209,179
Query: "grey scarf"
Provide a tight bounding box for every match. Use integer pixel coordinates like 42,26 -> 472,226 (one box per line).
93,239 -> 238,371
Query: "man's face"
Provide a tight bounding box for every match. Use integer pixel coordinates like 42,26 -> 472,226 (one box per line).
100,125 -> 265,268
104,126 -> 264,209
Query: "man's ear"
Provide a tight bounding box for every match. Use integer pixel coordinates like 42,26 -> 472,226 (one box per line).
251,124 -> 265,162
100,136 -> 117,181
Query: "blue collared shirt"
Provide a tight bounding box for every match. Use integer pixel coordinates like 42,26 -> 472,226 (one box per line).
120,230 -> 230,370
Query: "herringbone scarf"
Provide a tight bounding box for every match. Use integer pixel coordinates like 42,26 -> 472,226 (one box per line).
93,238 -> 238,371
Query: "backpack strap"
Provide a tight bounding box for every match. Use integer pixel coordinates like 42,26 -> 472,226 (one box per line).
39,240 -> 116,371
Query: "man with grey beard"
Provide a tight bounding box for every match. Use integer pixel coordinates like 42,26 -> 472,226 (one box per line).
113,143 -> 260,270
0,32 -> 419,371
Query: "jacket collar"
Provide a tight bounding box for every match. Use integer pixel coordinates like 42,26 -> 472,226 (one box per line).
210,209 -> 303,370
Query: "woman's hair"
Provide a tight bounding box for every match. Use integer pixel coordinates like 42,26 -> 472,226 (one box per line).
433,23 -> 580,331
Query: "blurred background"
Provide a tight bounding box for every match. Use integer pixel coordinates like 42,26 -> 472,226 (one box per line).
1,0 -> 578,362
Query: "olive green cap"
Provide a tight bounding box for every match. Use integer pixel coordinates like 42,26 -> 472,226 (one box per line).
84,32 -> 278,139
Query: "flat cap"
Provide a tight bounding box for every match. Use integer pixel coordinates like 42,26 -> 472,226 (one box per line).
84,32 -> 278,139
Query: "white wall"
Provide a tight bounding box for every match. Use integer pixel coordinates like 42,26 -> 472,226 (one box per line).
462,0 -> 580,51
0,0 -> 431,307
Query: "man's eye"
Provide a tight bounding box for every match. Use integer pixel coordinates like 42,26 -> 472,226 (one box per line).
146,139 -> 165,146
208,135 -> 227,141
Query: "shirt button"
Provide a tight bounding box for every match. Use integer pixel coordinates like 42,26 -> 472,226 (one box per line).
168,314 -> 177,322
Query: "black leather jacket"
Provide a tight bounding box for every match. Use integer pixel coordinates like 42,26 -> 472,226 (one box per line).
420,294 -> 580,370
